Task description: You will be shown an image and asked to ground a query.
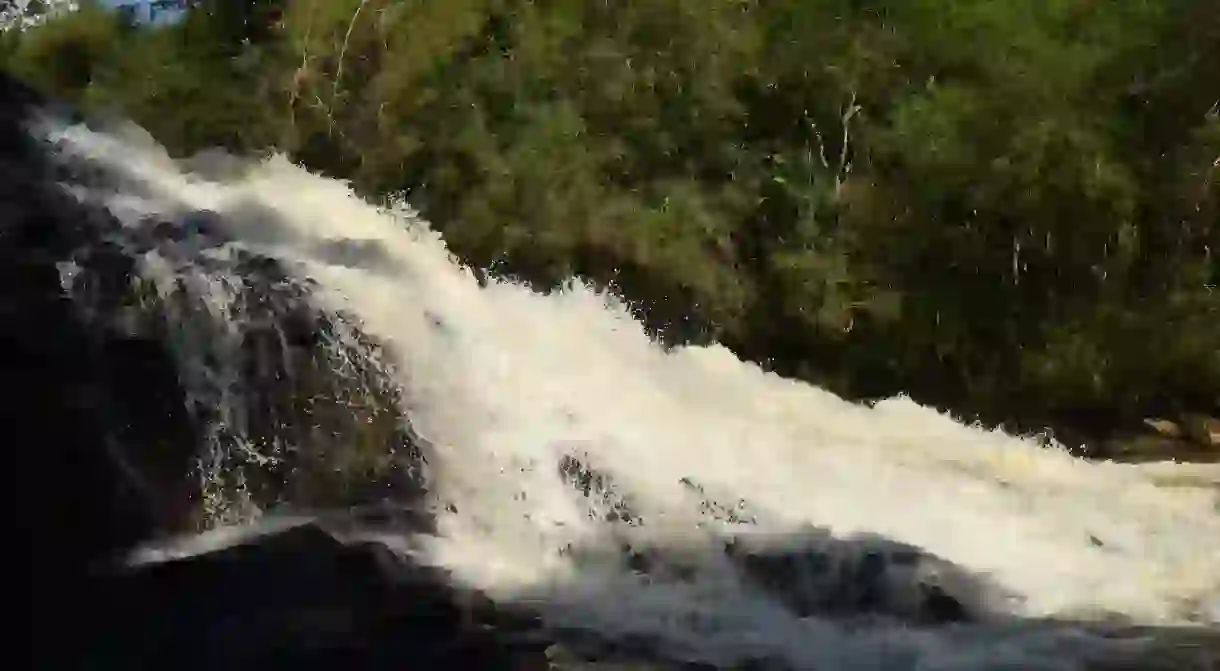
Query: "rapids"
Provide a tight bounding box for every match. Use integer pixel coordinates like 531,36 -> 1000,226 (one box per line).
31,113 -> 1220,670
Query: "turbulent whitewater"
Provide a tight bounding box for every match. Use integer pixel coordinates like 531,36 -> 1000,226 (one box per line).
37,116 -> 1220,670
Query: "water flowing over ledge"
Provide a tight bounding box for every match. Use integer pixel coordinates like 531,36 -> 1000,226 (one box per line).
3,73 -> 1218,669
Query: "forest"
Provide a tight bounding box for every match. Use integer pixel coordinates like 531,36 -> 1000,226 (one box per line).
3,0 -> 1219,456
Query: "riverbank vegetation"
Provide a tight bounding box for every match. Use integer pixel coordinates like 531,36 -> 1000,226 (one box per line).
4,0 -> 1219,455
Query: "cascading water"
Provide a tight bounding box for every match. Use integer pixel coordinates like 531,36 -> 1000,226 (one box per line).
46,121 -> 425,531
30,112 -> 1220,670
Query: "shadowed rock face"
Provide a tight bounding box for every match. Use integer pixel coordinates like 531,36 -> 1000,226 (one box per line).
0,71 -> 192,575
83,521 -> 551,671
1,72 -> 199,670
5,69 -> 429,527
58,207 -> 427,526
1,72 -> 428,664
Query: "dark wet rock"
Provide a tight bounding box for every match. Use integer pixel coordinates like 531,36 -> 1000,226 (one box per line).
1048,412 -> 1220,464
722,528 -> 1007,625
540,624 -> 734,671
61,518 -> 1220,671
75,522 -> 552,670
64,202 -> 427,523
1,73 -> 207,670
135,211 -> 227,249
559,453 -> 642,526
38,105 -> 428,524
2,72 -> 431,664
1096,433 -> 1220,464
0,72 -> 198,573
679,476 -> 759,526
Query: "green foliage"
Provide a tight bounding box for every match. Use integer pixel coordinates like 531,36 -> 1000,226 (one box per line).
6,0 -> 1220,447
2,2 -> 121,98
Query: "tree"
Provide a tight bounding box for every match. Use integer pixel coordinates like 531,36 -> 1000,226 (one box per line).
7,0 -> 1219,449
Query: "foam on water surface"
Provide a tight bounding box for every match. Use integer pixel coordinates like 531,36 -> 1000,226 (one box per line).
38,119 -> 1220,670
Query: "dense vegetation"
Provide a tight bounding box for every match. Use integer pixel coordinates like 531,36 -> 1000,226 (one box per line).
4,0 -> 1219,451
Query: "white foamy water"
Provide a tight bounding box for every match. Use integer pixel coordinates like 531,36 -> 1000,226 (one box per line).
38,119 -> 1220,669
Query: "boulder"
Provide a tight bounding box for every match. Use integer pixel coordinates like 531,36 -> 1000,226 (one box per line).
1181,413 -> 1220,449
722,528 -> 1008,625
75,521 -> 551,670
1142,418 -> 1184,439
0,71 -> 199,593
0,71 -> 428,665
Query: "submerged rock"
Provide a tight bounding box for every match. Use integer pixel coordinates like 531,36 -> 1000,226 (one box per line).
722,527 -> 1009,625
